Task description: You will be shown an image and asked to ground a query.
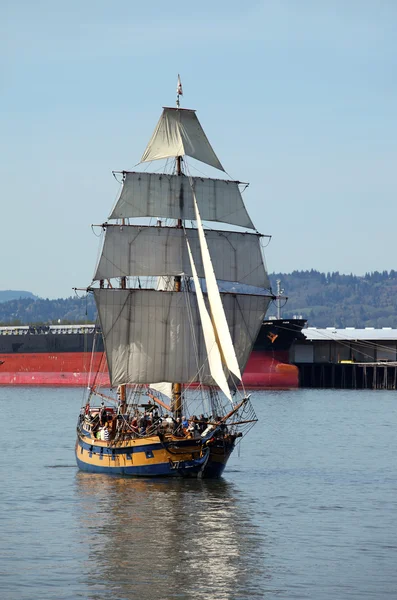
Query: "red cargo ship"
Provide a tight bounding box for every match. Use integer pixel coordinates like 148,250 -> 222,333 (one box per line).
0,318 -> 305,388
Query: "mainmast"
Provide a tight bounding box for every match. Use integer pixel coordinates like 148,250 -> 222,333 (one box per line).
172,75 -> 184,420
119,226 -> 127,406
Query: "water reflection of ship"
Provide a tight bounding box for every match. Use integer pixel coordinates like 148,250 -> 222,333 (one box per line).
75,473 -> 270,599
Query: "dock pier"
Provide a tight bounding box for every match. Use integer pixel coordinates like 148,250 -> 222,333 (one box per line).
291,327 -> 397,389
297,362 -> 397,390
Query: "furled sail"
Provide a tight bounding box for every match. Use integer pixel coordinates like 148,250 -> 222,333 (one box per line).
140,108 -> 224,171
193,191 -> 242,381
93,225 -> 269,288
186,238 -> 232,401
109,172 -> 254,229
93,289 -> 270,387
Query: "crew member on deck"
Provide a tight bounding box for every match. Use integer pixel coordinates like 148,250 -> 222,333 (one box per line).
99,402 -> 107,426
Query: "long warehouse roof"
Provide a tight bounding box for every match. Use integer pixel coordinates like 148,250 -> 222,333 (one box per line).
302,327 -> 397,342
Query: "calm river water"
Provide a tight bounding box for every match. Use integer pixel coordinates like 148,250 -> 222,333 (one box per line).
1,387 -> 396,599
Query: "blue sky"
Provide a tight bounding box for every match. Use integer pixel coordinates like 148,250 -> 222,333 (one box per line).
1,0 -> 396,298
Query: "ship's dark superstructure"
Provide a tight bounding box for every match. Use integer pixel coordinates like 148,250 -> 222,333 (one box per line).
255,318 -> 307,352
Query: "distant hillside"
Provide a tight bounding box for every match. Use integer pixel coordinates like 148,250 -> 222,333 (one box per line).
269,270 -> 397,328
0,290 -> 37,303
1,271 -> 397,328
0,295 -> 96,325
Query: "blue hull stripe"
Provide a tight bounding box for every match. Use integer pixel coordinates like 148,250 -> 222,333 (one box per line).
75,455 -> 227,478
76,455 -> 181,476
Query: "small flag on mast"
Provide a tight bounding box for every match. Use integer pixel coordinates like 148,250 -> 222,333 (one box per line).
177,74 -> 183,96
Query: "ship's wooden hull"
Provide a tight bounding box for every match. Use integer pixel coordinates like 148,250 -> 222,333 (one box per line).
75,429 -> 234,478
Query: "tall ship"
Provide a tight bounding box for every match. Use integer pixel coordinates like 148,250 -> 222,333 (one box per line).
74,79 -> 274,476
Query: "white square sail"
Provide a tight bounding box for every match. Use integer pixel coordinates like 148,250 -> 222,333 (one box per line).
109,172 -> 255,230
93,225 -> 269,289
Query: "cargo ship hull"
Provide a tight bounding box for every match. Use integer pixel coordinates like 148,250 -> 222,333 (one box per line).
0,320 -> 305,388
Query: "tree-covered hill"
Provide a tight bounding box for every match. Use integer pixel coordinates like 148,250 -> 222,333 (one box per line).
0,290 -> 37,303
1,270 -> 397,328
0,295 -> 96,325
268,270 -> 397,328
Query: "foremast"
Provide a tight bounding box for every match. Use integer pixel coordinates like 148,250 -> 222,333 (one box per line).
119,266 -> 127,406
171,128 -> 183,419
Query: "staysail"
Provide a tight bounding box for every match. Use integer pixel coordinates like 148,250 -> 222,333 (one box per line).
186,237 -> 232,401
192,190 -> 242,381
